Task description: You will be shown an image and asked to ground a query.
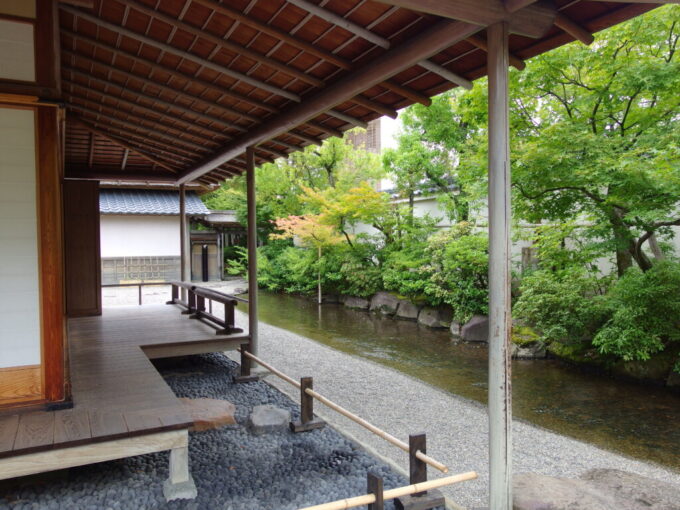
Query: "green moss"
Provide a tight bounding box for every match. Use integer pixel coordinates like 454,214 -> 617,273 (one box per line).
547,340 -> 603,367
511,325 -> 540,346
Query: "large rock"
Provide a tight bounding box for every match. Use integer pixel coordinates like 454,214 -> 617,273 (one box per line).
667,367 -> 680,389
511,342 -> 547,359
395,300 -> 420,321
450,321 -> 462,338
248,405 -> 291,435
461,315 -> 489,343
514,470 -> 680,510
180,398 -> 236,431
370,292 -> 400,315
418,307 -> 453,329
344,296 -> 370,311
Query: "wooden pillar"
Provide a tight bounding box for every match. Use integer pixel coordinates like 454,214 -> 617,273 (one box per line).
487,22 -> 513,510
246,147 -> 258,356
179,184 -> 188,300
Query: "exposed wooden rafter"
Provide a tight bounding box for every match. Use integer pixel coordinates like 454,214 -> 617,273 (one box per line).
177,19 -> 483,183
373,0 -> 557,38
286,0 -> 473,90
554,13 -> 595,45
71,116 -> 179,172
59,5 -> 302,102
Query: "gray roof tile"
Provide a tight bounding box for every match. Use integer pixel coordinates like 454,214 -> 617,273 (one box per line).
100,189 -> 210,216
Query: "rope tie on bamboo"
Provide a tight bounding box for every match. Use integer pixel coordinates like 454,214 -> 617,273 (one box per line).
237,349 -> 449,474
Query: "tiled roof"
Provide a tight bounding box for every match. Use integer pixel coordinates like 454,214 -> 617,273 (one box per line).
100,189 -> 210,216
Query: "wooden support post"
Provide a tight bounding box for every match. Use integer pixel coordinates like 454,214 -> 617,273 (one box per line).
138,284 -> 143,306
167,284 -> 179,304
290,377 -> 325,433
367,473 -> 384,510
246,146 -> 259,348
163,444 -> 197,501
234,147 -> 261,383
396,434 -> 444,510
179,184 -> 188,301
487,22 -> 513,510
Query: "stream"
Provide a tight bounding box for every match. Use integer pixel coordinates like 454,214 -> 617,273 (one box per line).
246,291 -> 680,471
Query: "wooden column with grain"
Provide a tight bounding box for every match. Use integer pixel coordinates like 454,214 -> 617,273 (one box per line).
487,22 -> 513,510
179,184 -> 188,300
246,147 -> 258,356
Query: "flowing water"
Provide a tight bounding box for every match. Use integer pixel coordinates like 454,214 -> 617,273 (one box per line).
247,291 -> 680,471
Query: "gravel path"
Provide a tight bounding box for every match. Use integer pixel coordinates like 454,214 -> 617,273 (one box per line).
0,354 -> 418,510
233,311 -> 680,510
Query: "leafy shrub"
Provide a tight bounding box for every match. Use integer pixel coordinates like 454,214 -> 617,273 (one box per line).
514,268 -> 608,344
423,223 -> 489,322
382,241 -> 430,300
593,261 -> 680,366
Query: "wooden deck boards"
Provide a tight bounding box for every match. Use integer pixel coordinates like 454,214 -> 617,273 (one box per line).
0,305 -> 249,459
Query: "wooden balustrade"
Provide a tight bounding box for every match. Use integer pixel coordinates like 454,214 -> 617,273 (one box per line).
167,282 -> 246,335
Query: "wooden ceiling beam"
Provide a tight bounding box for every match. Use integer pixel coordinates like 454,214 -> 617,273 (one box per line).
117,0 -> 324,88
325,109 -> 368,129
59,5 -> 301,102
190,0 -> 350,70
189,0 -> 432,114
63,65 -> 240,139
62,29 -> 271,118
504,0 -> 537,12
350,95 -> 398,119
65,168 -> 179,182
65,100 -> 210,157
373,0 -> 556,39
287,0 -> 473,90
69,115 -> 198,163
62,50 -> 248,133
87,131 -> 95,168
120,148 -> 129,171
381,80 -> 432,106
64,78 -> 223,148
467,34 -> 526,70
554,13 -> 595,45
71,116 -> 179,172
178,19 -> 483,183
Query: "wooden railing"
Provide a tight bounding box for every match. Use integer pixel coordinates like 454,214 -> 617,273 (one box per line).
101,281 -> 171,305
167,281 -> 246,335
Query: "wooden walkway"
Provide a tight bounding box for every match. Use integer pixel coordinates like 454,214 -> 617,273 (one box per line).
0,305 -> 247,463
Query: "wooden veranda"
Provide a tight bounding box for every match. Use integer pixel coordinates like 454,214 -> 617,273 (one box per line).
0,0 -> 673,507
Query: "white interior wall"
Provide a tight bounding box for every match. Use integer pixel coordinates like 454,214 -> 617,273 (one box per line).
0,19 -> 35,82
100,214 -> 182,257
0,108 -> 41,369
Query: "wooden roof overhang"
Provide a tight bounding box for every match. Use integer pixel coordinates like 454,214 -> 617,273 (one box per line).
59,0 -> 665,187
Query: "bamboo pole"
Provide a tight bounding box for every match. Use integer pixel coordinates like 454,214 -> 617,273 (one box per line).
298,472 -> 478,510
239,349 -> 300,389
239,350 -> 448,474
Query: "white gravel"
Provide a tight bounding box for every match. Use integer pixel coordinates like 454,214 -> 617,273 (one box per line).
233,311 -> 680,510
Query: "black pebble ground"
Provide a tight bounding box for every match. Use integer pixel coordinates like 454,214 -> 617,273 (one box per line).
0,354 -> 443,510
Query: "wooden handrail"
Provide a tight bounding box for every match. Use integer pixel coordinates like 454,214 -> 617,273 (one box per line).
167,281 -> 245,335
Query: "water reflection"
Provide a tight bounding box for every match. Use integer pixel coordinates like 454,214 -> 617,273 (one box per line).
246,292 -> 680,470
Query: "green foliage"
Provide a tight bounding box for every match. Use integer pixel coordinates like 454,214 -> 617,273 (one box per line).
593,261 -> 680,364
423,224 -> 489,322
514,269 -> 608,344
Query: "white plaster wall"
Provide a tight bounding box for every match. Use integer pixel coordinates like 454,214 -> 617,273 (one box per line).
0,108 -> 41,368
100,215 -> 182,257
0,19 -> 35,82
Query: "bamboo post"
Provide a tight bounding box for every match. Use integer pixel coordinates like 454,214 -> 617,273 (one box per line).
297,472 -> 478,510
487,21 -> 513,510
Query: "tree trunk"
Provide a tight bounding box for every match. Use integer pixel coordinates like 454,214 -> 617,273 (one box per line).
648,233 -> 665,260
610,210 -> 634,277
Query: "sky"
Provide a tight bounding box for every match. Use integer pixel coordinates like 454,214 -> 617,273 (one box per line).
380,115 -> 400,151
